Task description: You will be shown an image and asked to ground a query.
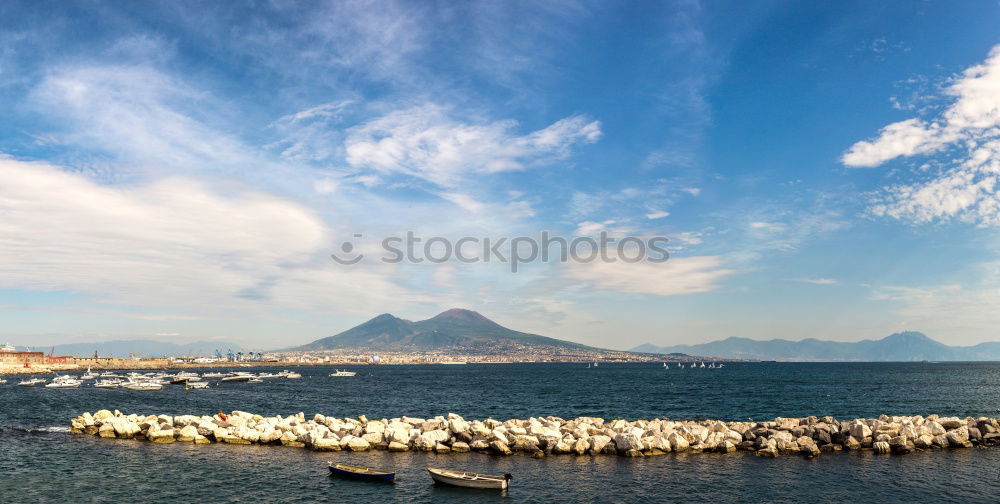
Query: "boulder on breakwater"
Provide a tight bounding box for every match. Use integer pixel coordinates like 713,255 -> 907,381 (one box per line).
69,411 -> 1000,458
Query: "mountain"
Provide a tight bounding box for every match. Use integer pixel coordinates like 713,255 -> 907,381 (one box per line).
290,308 -> 594,351
631,332 -> 1000,361
48,340 -> 248,358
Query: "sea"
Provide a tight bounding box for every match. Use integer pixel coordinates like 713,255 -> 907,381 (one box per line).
2,362 -> 1000,503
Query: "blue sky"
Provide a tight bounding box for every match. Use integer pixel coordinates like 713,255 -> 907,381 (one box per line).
1,1 -> 999,350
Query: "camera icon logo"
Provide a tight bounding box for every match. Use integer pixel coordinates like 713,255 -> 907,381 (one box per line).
330,234 -> 364,265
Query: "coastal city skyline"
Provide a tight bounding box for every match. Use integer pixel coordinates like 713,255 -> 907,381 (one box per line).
1,2 -> 1000,352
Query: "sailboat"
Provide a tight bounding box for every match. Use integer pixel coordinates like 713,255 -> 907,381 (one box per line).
699,362 -> 706,368
662,362 -> 668,369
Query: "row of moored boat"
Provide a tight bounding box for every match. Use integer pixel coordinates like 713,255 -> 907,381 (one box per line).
3,368 -> 303,390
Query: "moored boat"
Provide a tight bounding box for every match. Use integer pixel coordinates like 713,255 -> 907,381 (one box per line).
45,376 -> 82,388
94,379 -> 121,389
221,373 -> 254,382
427,468 -> 511,490
329,370 -> 357,377
123,380 -> 162,391
328,463 -> 395,482
18,378 -> 48,387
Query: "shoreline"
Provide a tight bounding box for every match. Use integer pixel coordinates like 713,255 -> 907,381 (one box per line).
71,410 -> 999,459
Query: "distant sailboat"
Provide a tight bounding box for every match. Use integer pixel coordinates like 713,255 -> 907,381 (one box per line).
593,362 -> 598,368
699,362 -> 705,368
662,362 -> 668,369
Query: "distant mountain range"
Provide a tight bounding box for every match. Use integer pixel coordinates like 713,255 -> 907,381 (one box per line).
289,308 -> 595,352
632,332 -> 1000,362
46,340 -> 248,358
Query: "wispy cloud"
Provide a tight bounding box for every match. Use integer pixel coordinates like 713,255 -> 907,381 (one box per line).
563,255 -> 735,296
788,277 -> 838,285
344,103 -> 601,187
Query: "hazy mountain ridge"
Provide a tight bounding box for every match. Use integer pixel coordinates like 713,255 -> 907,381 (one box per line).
290,308 -> 595,351
48,340 -> 248,358
632,332 -> 1000,361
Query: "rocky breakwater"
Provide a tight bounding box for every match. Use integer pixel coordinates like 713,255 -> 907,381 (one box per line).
70,411 -> 1000,458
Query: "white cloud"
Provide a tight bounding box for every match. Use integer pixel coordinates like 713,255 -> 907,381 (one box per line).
564,255 -> 735,296
645,210 -> 670,219
749,221 -> 785,232
344,104 -> 601,187
0,158 -> 424,316
276,100 -> 354,125
843,44 -> 1000,226
842,118 -> 955,167
439,192 -> 484,213
788,277 -> 838,285
31,64 -> 263,175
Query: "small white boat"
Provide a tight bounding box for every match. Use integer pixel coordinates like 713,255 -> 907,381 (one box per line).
428,468 -> 511,490
81,367 -> 100,380
123,380 -> 162,391
663,362 -> 668,369
257,372 -> 282,379
247,377 -> 263,384
187,381 -> 209,389
202,372 -> 225,378
718,363 -> 725,368
100,371 -> 123,378
45,376 -> 82,388
699,362 -> 706,368
94,379 -> 121,389
284,372 -> 302,379
0,378 -> 6,385
221,373 -> 255,382
18,378 -> 48,387
329,370 -> 357,377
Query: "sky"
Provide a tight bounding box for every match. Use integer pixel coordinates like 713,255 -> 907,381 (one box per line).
0,0 -> 999,351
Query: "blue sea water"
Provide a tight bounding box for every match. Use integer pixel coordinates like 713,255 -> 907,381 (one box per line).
2,362 -> 1000,503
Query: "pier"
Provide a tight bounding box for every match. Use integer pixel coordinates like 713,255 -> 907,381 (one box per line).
70,410 -> 1000,458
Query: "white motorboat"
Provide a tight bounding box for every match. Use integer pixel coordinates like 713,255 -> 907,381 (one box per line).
258,372 -> 282,379
202,372 -> 225,378
221,373 -> 255,383
45,376 -> 82,388
18,378 -> 47,387
0,378 -> 7,385
80,367 -> 100,380
247,377 -> 264,384
427,468 -> 511,490
187,381 -> 209,389
283,371 -> 302,379
123,380 -> 163,391
94,379 -> 121,389
329,370 -> 357,377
